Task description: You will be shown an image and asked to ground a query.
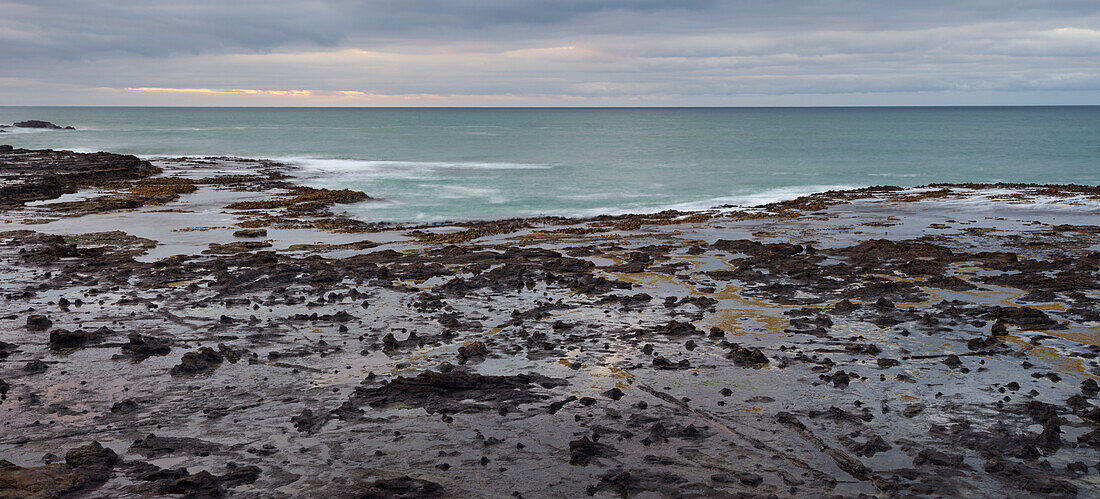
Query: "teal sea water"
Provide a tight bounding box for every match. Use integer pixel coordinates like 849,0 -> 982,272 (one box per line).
1,106 -> 1097,223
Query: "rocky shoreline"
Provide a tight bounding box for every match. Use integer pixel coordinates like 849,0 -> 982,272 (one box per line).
0,121 -> 75,133
0,147 -> 1098,497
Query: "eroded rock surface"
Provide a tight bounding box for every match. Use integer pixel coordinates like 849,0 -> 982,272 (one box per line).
0,150 -> 1097,497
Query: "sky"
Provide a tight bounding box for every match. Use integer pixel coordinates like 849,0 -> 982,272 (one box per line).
1,1 -> 1099,106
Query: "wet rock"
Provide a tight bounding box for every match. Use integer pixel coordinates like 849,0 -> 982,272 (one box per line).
925,275 -> 977,291
851,435 -> 892,457
340,370 -> 566,415
604,387 -> 624,400
48,327 -> 108,349
110,399 -> 139,414
1082,378 -> 1099,397
0,148 -> 157,207
25,315 -> 51,331
640,422 -> 707,445
457,341 -> 488,360
217,463 -> 261,489
902,404 -> 924,417
981,305 -> 1060,330
829,370 -> 852,388
1026,401 -> 1063,450
359,475 -> 445,498
0,341 -> 15,361
727,346 -> 769,367
568,435 -> 617,466
140,469 -> 225,497
652,355 -> 691,370
914,449 -> 966,468
877,358 -> 900,369
735,472 -> 762,486
811,405 -> 871,423
203,241 -> 273,254
652,320 -> 701,336
586,468 -> 687,497
170,347 -> 224,375
232,229 -> 268,238
1077,429 -> 1100,446
0,442 -> 118,498
217,343 -> 246,363
942,354 -> 963,369
64,441 -> 119,469
292,409 -> 324,433
967,335 -> 1000,351
121,333 -> 171,359
130,434 -> 221,458
23,359 -> 48,374
831,299 -> 859,313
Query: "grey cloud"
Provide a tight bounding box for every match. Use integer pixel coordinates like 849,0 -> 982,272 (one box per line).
4,1 -> 1098,61
1,1 -> 1099,104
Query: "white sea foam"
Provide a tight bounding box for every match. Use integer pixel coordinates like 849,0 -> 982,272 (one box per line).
285,158 -> 553,175
699,184 -> 864,208
0,127 -> 52,135
431,185 -> 508,204
516,184 -> 863,219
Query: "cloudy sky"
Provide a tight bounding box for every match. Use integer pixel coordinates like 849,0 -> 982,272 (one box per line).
2,1 -> 1099,106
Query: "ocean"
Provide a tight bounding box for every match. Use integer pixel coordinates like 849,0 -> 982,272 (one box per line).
1,106 -> 1097,223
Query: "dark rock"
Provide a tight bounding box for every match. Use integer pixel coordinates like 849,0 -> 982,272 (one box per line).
23,359 -> 48,374
604,387 -> 625,400
727,346 -> 769,367
458,341 -> 488,359
130,434 -> 221,458
292,409 -> 324,433
652,355 -> 691,370
359,475 -> 445,498
340,370 -> 566,414
0,441 -> 118,497
852,435 -> 892,457
877,358 -> 900,368
26,315 -> 52,331
122,333 -> 171,359
0,148 -> 157,208
914,449 -> 966,468
830,370 -> 852,388
13,120 -> 73,130
170,347 -> 223,375
48,328 -> 106,349
1082,378 -> 1099,396
65,442 -> 119,469
110,399 -> 139,414
232,229 -> 268,238
569,435 -> 617,466
736,472 -> 762,486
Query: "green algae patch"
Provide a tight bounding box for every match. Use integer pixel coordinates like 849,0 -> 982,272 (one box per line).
225,187 -> 370,210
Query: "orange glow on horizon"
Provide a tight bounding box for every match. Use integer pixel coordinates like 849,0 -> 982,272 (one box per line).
126,87 -> 315,96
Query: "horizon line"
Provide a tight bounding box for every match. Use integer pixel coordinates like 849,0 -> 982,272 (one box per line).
1,104 -> 1098,109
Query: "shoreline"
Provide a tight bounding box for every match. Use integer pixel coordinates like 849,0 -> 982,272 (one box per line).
1,146 -> 1098,497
